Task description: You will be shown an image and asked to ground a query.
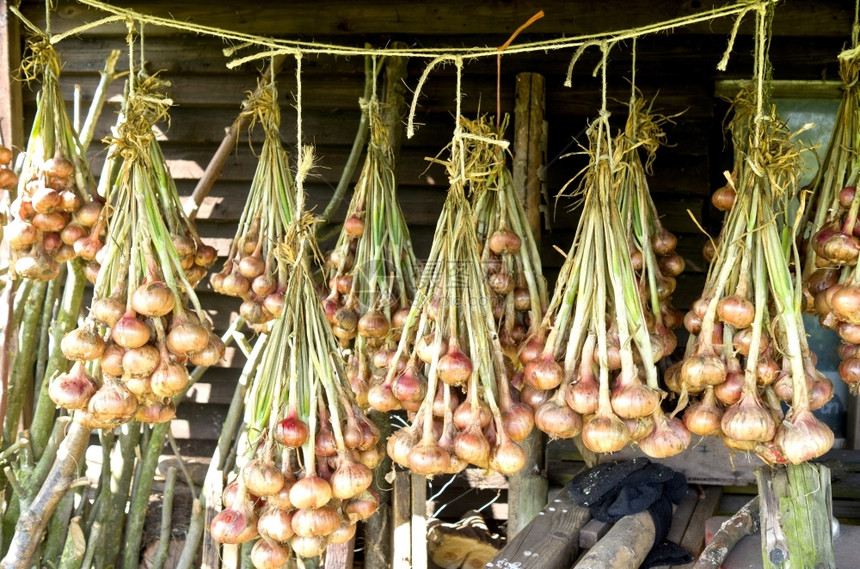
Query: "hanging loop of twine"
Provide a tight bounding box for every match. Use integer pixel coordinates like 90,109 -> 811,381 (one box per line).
406,55 -> 452,139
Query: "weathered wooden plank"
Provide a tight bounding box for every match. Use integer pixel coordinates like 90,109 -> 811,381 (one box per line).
24,1 -> 856,38
665,489 -> 701,546
673,486 -> 723,568
1,0 -> 24,149
579,519 -> 612,550
756,464 -> 835,569
545,437 -> 767,486
488,489 -> 591,569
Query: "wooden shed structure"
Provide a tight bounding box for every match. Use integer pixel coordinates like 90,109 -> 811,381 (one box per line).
1,1 -> 859,569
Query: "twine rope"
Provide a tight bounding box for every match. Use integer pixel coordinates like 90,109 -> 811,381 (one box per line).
62,0 -> 772,62
295,52 -> 305,215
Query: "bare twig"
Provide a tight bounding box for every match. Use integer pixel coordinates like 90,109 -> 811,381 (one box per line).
692,496 -> 760,569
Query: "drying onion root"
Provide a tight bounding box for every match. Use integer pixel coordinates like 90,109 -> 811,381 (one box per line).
798,49 -> 860,397
52,75 -> 219,427
8,38 -> 102,280
211,79 -> 295,330
322,98 -> 418,406
376,121 -> 531,476
674,86 -> 834,465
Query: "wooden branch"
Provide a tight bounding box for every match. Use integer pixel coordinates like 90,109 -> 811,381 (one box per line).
317,50 -> 373,228
572,511 -> 655,569
79,49 -> 121,152
185,54 -> 287,220
692,496 -> 759,569
0,422 -> 92,569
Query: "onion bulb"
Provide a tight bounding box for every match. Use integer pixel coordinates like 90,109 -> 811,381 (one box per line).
49,362 -> 97,410
242,460 -> 285,497
720,389 -> 775,442
774,408 -> 834,464
209,506 -> 258,544
61,328 -> 106,362
289,476 -> 332,510
250,538 -> 290,569
682,387 -> 723,436
637,410 -> 690,458
291,506 -> 342,538
329,456 -> 373,500
131,281 -> 176,317
581,412 -> 630,453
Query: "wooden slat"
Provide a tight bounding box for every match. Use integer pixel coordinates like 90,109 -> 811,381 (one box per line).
673,486 -> 723,568
665,489 -> 701,546
579,519 -> 612,550
24,1 -> 856,38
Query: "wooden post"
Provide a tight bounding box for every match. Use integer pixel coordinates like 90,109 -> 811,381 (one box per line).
362,44 -> 409,569
411,474 -> 428,569
0,0 -> 23,150
507,71 -> 549,539
755,464 -> 835,569
392,470 -> 412,568
324,536 -> 356,569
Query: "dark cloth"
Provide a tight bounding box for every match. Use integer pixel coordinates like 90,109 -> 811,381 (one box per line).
566,458 -> 693,568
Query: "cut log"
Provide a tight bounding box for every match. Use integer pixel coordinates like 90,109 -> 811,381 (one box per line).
572,511 -> 655,569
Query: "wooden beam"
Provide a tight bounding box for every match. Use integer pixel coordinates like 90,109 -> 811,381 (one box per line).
507,71 -> 549,540
391,470 -> 412,568
489,489 -> 591,569
411,474 -> 427,569
0,0 -> 24,150
324,535 -> 355,569
25,1 -> 856,38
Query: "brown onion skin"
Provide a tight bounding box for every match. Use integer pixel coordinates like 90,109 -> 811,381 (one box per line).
289,476 -> 332,510
534,399 -> 582,439
49,362 -> 97,410
250,538 -> 291,569
61,328 -> 106,362
581,412 -> 631,453
407,440 -> 450,476
680,353 -> 726,389
524,355 -> 563,391
774,409 -> 834,464
291,506 -> 342,538
329,457 -> 373,500
720,390 -> 775,443
209,507 -> 259,544
637,412 -> 690,458
489,437 -> 527,474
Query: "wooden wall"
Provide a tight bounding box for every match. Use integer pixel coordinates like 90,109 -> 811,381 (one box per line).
10,0 -> 853,456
